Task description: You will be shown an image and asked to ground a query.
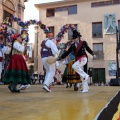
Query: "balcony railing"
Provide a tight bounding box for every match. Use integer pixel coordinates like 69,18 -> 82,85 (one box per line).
93,51 -> 104,60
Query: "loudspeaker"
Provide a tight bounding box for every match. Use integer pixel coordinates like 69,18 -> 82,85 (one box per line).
109,78 -> 120,86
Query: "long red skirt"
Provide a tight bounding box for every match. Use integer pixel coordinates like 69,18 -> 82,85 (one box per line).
3,54 -> 31,84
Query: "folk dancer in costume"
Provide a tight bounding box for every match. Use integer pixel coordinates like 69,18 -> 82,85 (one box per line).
62,52 -> 75,88
58,29 -> 96,93
41,32 -> 58,92
0,36 -> 11,84
61,43 -> 75,88
3,34 -> 31,93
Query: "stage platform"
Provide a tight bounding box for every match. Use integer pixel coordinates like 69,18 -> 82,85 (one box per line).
0,85 -> 119,120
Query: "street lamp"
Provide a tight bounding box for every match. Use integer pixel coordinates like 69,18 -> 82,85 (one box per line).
109,26 -> 120,86
116,26 -> 120,79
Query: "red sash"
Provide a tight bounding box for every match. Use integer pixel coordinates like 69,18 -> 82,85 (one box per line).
75,41 -> 83,55
75,41 -> 86,61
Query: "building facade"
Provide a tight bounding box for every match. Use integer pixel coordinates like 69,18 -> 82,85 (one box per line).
0,0 -> 28,32
35,0 -> 120,84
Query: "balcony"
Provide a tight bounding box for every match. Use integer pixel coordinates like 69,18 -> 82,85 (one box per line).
93,51 -> 104,60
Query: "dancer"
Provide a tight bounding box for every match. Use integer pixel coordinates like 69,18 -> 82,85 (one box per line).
41,32 -> 58,92
3,34 -> 31,93
0,36 -> 11,84
62,51 -> 75,88
58,29 -> 95,93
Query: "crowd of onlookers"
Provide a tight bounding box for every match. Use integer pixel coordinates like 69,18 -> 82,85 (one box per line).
30,71 -> 110,87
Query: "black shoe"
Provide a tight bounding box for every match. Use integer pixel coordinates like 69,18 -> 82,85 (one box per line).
8,85 -> 15,92
14,89 -> 20,93
13,83 -> 20,93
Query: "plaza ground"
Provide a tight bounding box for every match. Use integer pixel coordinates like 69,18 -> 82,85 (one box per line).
0,84 -> 119,120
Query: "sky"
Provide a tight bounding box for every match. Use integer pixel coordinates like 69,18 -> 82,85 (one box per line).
24,0 -> 63,43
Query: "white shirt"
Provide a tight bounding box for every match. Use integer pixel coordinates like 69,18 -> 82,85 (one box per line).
0,46 -> 11,57
75,40 -> 80,48
0,46 -> 11,69
13,41 -> 24,52
42,38 -> 58,55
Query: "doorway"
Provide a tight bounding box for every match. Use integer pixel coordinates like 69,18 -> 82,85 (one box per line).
92,68 -> 106,84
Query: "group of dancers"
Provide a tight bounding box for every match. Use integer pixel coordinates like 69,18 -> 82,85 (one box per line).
41,29 -> 96,93
0,27 -> 95,93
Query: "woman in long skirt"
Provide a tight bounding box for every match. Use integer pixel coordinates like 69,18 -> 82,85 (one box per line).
3,34 -> 31,93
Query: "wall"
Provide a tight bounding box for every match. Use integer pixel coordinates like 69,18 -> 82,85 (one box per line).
36,0 -> 120,83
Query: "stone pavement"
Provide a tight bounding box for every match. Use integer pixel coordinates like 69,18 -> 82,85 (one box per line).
0,85 -> 119,120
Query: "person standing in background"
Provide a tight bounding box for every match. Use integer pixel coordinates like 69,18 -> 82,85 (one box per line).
0,36 -> 11,84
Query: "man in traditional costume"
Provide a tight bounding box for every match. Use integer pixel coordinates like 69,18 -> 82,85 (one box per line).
41,32 -> 58,92
58,29 -> 95,93
0,36 -> 11,84
3,34 -> 31,93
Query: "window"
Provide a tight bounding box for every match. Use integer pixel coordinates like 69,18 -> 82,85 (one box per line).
93,43 -> 104,59
62,6 -> 68,11
46,8 -> 55,17
68,5 -> 77,15
113,0 -> 119,4
55,7 -> 61,12
68,24 -> 77,40
92,22 -> 102,38
3,10 -> 12,27
91,2 -> 98,7
91,0 -> 120,7
48,26 -> 54,37
98,1 -> 105,6
106,1 -> 112,5
55,6 -> 68,12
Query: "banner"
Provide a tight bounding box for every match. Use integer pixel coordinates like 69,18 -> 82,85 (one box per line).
108,61 -> 116,76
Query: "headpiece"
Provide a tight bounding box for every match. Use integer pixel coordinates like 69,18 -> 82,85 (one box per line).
11,34 -> 21,41
71,29 -> 82,39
